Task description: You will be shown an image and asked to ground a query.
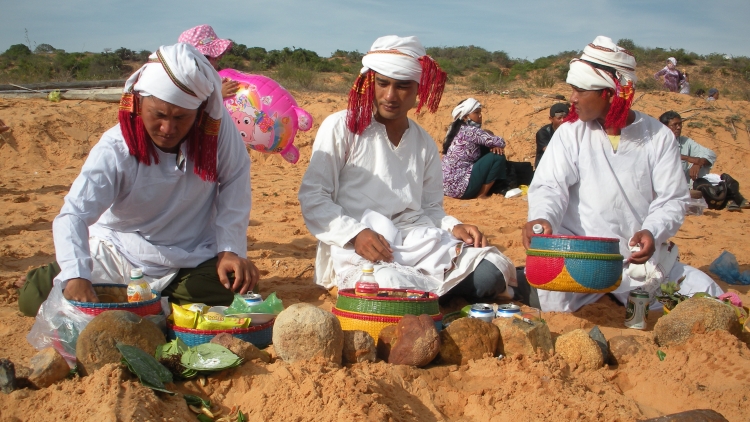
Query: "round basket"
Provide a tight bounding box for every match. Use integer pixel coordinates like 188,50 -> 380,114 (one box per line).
335,288 -> 439,316
68,284 -> 163,317
529,234 -> 620,254
167,319 -> 274,348
332,307 -> 442,340
526,248 -> 623,293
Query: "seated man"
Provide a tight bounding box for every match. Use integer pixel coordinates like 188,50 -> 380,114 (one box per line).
706,88 -> 719,101
659,110 -> 749,211
534,103 -> 569,169
18,43 -> 258,317
298,35 -> 524,304
525,36 -> 722,312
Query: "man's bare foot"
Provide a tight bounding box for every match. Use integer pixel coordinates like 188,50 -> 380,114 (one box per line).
15,275 -> 26,289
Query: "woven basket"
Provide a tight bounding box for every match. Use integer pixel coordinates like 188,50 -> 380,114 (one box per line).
68,284 -> 163,317
526,235 -> 623,293
335,288 -> 439,316
332,307 -> 442,340
167,319 -> 274,347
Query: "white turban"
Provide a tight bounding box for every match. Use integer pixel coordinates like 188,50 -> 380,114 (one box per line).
667,57 -> 677,67
360,35 -> 425,82
451,98 -> 481,121
125,43 -> 223,121
566,36 -> 637,91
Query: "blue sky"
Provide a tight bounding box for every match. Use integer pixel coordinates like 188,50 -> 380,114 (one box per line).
2,0 -> 748,60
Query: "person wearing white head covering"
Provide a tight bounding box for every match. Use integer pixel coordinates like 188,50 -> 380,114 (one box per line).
524,36 -> 722,313
442,98 -> 509,199
19,43 -> 257,317
299,36 -> 526,304
654,56 -> 684,93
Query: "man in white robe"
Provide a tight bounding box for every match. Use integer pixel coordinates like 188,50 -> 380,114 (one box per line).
18,43 -> 258,316
299,35 -> 520,302
525,36 -> 722,313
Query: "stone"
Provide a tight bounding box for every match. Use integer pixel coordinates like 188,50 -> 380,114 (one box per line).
376,325 -> 397,362
387,314 -> 440,367
555,329 -> 604,371
76,310 -> 165,376
28,348 -> 70,388
638,408 -> 728,421
654,297 -> 741,347
0,359 -> 17,394
342,330 -> 376,364
493,317 -> 553,357
588,326 -> 608,363
210,333 -> 271,363
608,335 -> 649,365
272,303 -> 343,365
437,317 -> 500,365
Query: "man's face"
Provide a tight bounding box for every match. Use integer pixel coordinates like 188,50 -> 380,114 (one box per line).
570,85 -> 610,123
140,95 -> 198,153
373,73 -> 418,123
666,117 -> 682,138
550,113 -> 566,131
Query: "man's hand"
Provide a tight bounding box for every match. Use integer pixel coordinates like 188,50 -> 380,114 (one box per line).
452,224 -> 488,247
352,229 -> 393,263
523,219 -> 552,249
490,146 -> 505,155
221,78 -> 240,98
217,251 -> 260,294
63,278 -> 99,303
688,158 -> 707,180
628,230 -> 656,264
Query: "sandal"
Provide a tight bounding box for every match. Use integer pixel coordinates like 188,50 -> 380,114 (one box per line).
739,199 -> 750,209
727,200 -> 741,212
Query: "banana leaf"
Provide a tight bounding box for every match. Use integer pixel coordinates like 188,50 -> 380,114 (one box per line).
181,343 -> 242,372
117,343 -> 174,394
155,338 -> 190,359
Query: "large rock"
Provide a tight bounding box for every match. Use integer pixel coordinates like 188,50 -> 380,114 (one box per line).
493,317 -> 553,357
76,310 -> 165,376
272,303 -> 343,365
437,317 -> 499,365
210,333 -> 271,363
342,330 -> 376,364
639,408 -> 728,421
376,325 -> 397,362
387,314 -> 441,367
0,359 -> 17,394
28,348 -> 70,388
608,335 -> 651,365
654,297 -> 741,346
555,329 -> 604,371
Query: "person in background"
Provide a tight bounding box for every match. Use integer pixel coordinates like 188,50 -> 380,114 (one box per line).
654,57 -> 683,92
534,103 -> 569,169
707,88 -> 720,101
679,71 -> 690,94
179,25 -> 239,98
442,98 -> 509,199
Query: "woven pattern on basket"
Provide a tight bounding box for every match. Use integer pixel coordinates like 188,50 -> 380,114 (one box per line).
525,249 -> 623,293
336,288 -> 439,316
68,284 -> 163,317
167,319 -> 274,347
530,234 -> 620,254
332,307 -> 442,340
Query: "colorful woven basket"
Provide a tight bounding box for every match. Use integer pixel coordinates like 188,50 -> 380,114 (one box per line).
68,284 -> 163,317
167,319 -> 274,347
332,307 -> 442,340
335,288 -> 440,316
526,235 -> 623,293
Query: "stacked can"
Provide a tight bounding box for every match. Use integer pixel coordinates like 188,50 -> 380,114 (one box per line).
468,304 -> 495,323
496,304 -> 521,318
625,288 -> 649,329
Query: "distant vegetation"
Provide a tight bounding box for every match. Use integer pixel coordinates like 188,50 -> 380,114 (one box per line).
2,39 -> 750,99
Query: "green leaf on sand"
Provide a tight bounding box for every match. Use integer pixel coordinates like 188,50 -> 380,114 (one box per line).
181,343 -> 243,372
117,343 -> 174,394
657,350 -> 666,361
183,394 -> 211,409
155,338 -> 190,360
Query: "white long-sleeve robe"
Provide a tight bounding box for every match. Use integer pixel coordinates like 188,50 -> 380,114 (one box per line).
299,111 -> 515,294
529,111 -> 721,312
53,107 -> 251,290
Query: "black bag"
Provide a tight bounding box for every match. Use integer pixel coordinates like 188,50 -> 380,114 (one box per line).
693,177 -> 728,210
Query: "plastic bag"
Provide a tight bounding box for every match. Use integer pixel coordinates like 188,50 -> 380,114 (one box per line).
226,292 -> 284,315
709,250 -> 750,285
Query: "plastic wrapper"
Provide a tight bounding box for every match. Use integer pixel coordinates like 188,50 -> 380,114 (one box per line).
226,292 -> 284,315
709,250 -> 750,285
171,303 -> 199,328
195,313 -> 250,330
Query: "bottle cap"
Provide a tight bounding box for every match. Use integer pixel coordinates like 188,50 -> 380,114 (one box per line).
130,268 -> 143,279
362,263 -> 374,273
532,224 -> 544,234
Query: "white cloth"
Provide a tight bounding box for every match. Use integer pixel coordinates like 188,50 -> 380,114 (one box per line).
53,106 -> 251,287
298,110 -> 516,293
451,98 -> 481,121
128,43 -> 223,120
529,111 -> 722,312
566,36 -> 637,91
360,35 -> 425,82
667,57 -> 677,67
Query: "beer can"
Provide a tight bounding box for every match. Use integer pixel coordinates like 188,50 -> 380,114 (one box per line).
468,304 -> 495,323
242,293 -> 263,306
496,304 -> 521,318
625,288 -> 650,329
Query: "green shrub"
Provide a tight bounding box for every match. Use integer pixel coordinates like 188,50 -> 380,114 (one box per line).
533,71 -> 555,88
3,44 -> 32,60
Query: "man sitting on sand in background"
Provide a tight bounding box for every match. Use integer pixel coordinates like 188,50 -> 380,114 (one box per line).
17,43 -> 258,316
534,103 -> 569,169
524,36 -> 722,313
298,35 -> 530,305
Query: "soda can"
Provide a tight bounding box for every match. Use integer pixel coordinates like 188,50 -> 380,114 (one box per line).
496,304 -> 521,318
242,293 -> 263,306
625,288 -> 650,329
468,304 -> 495,323
127,282 -> 153,303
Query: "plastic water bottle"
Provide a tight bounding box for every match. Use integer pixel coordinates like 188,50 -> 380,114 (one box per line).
126,268 -> 153,302
354,263 -> 379,297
